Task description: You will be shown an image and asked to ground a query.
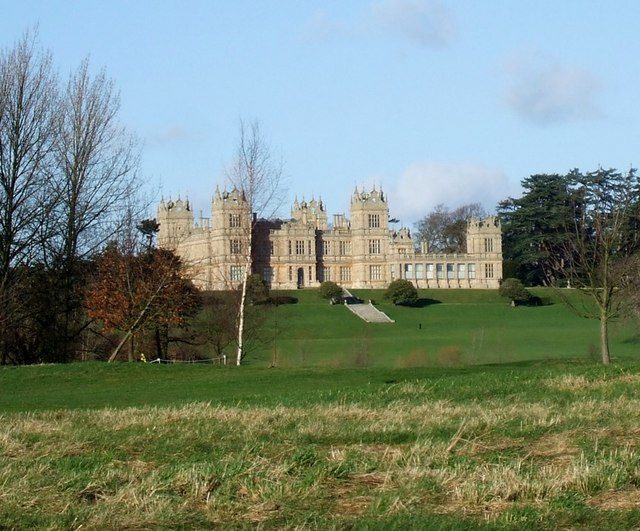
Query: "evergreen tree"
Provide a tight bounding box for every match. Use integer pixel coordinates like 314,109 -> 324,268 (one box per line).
498,174 -> 578,286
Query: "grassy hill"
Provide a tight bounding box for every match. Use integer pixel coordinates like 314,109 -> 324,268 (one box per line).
245,288 -> 637,367
2,361 -> 640,528
2,288 -> 639,528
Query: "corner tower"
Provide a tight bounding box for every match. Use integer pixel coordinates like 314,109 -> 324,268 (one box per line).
157,198 -> 193,247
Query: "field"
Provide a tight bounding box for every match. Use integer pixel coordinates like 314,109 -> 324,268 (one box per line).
3,362 -> 640,528
2,288 -> 640,528
246,288 -> 637,367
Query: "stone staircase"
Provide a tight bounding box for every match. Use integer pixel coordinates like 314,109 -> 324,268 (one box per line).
342,289 -> 395,323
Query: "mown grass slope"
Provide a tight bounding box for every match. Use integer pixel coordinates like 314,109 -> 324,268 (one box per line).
248,288 -> 637,367
2,361 -> 640,528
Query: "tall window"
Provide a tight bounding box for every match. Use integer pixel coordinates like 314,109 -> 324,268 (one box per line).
288,266 -> 293,281
468,263 -> 476,279
288,241 -> 292,255
426,264 -> 434,279
340,266 -> 351,282
485,263 -> 494,278
296,240 -> 305,255
339,241 -> 351,255
323,267 -> 331,282
368,214 -> 380,228
368,239 -> 381,254
370,265 -> 382,280
447,264 -> 455,279
269,241 -> 274,255
322,241 -> 331,255
230,239 -> 241,254
457,263 -> 466,279
229,213 -> 241,228
230,265 -> 244,282
484,238 -> 494,252
436,264 -> 444,279
404,263 -> 413,279
415,263 -> 424,279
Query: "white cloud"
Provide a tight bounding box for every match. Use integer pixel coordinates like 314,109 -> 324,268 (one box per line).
505,54 -> 602,124
147,125 -> 195,145
300,1 -> 456,49
371,0 -> 456,48
388,162 -> 513,222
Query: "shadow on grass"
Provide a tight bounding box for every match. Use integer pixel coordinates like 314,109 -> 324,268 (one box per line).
622,334 -> 640,345
411,298 -> 442,308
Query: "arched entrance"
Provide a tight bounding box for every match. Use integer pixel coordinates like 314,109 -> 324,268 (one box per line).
297,267 -> 304,288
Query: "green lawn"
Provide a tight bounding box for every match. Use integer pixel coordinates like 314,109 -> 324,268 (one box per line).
2,288 -> 640,528
247,288 -> 637,367
3,361 -> 640,528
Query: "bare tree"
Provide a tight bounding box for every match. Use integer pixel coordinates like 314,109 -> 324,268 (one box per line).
52,58 -> 140,262
47,58 -> 140,358
550,168 -> 640,365
414,202 -> 486,253
226,120 -> 284,365
0,32 -> 57,364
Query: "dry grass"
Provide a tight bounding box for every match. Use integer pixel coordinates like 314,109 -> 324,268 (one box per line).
3,366 -> 640,527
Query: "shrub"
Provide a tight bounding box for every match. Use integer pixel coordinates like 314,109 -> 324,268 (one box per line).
384,279 -> 418,306
246,274 -> 269,305
319,281 -> 343,300
499,278 -> 531,305
267,295 -> 298,305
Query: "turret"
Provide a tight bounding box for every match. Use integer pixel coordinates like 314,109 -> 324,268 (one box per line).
291,196 -> 328,230
211,187 -> 251,230
350,187 -> 389,230
157,197 -> 194,247
466,216 -> 502,255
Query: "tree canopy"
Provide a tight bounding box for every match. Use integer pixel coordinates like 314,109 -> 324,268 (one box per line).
414,203 -> 486,253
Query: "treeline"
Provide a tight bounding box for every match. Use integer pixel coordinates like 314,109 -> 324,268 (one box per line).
0,32 -> 148,364
498,168 -> 640,287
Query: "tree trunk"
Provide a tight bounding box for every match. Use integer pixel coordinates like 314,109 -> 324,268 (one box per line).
155,326 -> 163,360
600,311 -> 611,365
129,332 -> 135,362
236,254 -> 251,366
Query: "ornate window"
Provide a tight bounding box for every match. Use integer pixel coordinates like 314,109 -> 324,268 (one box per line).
230,265 -> 244,282
468,264 -> 476,279
230,240 -> 241,254
457,263 -> 466,279
369,239 -> 381,254
485,263 -> 494,278
484,238 -> 494,252
339,241 -> 351,255
368,214 -> 380,228
340,266 -> 351,282
370,265 -> 382,280
229,214 -> 241,228
296,240 -> 305,255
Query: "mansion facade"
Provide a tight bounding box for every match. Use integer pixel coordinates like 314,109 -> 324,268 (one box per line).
157,187 -> 503,290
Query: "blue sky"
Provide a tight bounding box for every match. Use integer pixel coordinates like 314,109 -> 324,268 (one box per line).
2,1 -> 639,225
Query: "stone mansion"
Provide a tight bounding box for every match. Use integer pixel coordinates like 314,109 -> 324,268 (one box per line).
157,187 -> 503,290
